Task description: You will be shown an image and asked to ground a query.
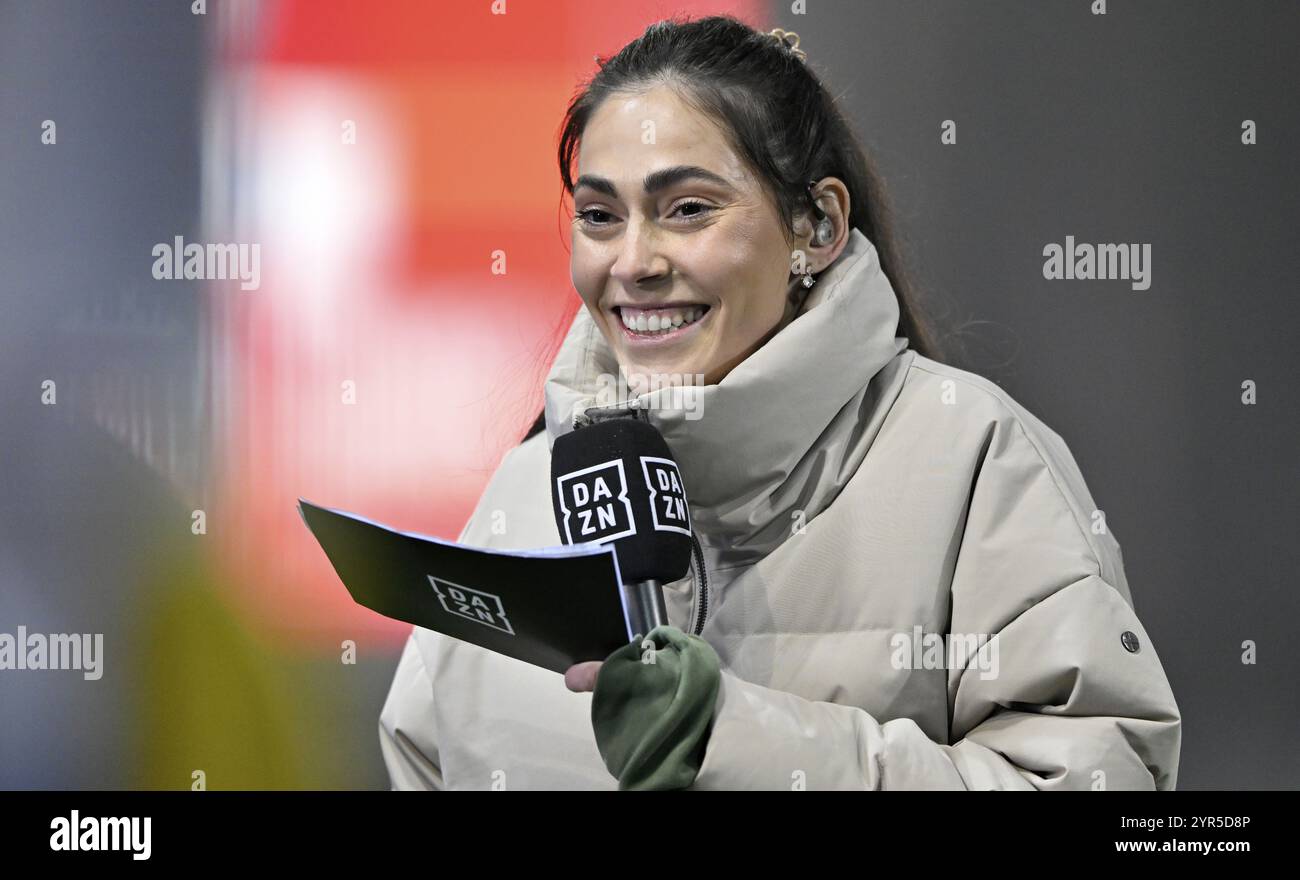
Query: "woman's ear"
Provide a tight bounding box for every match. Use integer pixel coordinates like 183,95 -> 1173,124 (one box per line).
802,177 -> 851,271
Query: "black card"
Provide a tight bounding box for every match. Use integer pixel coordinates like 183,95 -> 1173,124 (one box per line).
298,499 -> 633,674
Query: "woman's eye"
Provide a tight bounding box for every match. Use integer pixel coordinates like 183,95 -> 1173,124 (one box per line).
575,208 -> 615,227
671,200 -> 714,220
575,202 -> 713,227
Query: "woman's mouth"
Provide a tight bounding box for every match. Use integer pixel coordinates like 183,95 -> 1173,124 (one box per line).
614,304 -> 712,345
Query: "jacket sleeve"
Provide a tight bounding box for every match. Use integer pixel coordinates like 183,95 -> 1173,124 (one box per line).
690,417 -> 1182,791
378,630 -> 445,790
375,435 -> 546,790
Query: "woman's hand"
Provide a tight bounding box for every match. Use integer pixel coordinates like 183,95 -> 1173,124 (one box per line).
563,660 -> 604,693
564,625 -> 723,790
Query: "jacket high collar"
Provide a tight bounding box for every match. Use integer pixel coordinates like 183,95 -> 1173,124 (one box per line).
543,228 -> 909,564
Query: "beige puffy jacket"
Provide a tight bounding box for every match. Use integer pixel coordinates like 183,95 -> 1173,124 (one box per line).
379,228 -> 1182,790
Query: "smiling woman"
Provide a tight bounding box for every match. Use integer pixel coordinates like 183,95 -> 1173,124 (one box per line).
523,14 -> 939,421
567,89 -> 856,390
378,14 -> 1181,791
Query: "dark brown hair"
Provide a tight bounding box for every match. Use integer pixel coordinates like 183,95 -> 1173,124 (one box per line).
522,14 -> 942,442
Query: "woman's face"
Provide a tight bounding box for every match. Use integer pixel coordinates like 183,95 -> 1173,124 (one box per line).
569,85 -> 815,393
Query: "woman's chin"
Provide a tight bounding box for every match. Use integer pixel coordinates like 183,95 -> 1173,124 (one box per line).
619,358 -> 709,394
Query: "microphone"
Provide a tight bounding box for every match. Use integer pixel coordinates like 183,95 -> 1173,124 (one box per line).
550,416 -> 693,639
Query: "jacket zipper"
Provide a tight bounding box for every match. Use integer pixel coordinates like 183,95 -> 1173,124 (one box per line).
690,532 -> 709,635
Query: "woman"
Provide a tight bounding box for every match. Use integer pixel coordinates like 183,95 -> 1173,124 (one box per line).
379,16 -> 1181,790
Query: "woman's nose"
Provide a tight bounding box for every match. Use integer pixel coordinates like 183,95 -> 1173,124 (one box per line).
609,220 -> 668,286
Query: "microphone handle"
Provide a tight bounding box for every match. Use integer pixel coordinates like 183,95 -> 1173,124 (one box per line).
624,578 -> 670,640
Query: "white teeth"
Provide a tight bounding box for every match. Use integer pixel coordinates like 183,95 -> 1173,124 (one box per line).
619,305 -> 708,335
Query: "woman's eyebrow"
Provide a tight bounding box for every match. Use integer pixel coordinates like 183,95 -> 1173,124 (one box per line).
575,165 -> 733,198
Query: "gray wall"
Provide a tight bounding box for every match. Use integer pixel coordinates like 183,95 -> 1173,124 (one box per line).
781,0 -> 1299,789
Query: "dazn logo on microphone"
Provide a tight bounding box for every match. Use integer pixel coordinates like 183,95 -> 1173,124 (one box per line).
555,457 -> 690,543
640,456 -> 691,536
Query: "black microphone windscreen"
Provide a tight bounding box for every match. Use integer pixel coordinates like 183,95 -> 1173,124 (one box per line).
550,417 -> 693,584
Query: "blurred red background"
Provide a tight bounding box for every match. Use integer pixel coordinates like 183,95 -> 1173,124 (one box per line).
209,0 -> 766,647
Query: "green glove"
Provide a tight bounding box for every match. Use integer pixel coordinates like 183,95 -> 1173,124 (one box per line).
590,625 -> 722,791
